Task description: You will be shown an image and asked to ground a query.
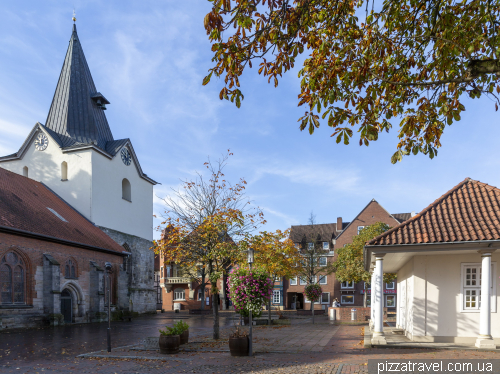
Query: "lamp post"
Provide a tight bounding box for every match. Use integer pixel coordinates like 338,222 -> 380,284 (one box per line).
105,262 -> 112,353
247,248 -> 254,357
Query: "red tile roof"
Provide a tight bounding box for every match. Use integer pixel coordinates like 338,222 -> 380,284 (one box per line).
0,167 -> 124,253
368,178 -> 500,246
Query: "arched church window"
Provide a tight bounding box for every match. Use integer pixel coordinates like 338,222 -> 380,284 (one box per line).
65,259 -> 77,278
61,162 -> 68,181
0,251 -> 26,305
122,178 -> 131,201
23,167 -> 28,178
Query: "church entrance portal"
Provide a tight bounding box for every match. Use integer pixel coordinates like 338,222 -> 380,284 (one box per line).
61,289 -> 72,323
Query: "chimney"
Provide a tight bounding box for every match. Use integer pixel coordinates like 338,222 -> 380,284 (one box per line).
337,217 -> 343,231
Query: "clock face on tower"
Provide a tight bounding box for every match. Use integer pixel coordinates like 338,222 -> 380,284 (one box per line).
34,133 -> 49,151
121,148 -> 132,166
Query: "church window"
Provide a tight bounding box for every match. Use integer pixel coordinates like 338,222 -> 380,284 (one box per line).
122,178 -> 131,201
0,251 -> 26,305
61,162 -> 68,181
65,259 -> 77,278
23,166 -> 28,178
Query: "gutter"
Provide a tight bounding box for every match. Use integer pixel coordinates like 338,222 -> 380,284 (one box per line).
363,239 -> 500,271
0,225 -> 127,256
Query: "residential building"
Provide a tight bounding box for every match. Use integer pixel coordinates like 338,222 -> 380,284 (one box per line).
286,200 -> 411,310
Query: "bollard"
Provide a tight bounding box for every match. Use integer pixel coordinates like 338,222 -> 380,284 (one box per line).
329,308 -> 336,321
351,308 -> 357,321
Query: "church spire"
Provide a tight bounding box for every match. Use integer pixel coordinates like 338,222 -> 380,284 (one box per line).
44,24 -> 114,150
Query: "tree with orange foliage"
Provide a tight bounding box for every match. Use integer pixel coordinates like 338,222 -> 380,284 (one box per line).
242,229 -> 303,326
155,151 -> 265,339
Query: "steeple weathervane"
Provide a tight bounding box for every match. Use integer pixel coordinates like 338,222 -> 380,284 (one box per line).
72,9 -> 76,23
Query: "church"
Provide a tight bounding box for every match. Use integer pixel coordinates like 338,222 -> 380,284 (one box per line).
0,24 -> 158,328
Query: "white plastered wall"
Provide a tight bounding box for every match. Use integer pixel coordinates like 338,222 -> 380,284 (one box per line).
91,148 -> 153,241
398,252 -> 500,343
0,132 -> 93,219
397,257 -> 414,338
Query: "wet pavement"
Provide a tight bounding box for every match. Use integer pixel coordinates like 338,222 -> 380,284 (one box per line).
0,312 -> 235,364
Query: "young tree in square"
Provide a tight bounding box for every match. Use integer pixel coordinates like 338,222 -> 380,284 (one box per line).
296,213 -> 335,324
202,0 -> 500,162
242,229 -> 304,326
155,151 -> 265,339
334,222 -> 396,306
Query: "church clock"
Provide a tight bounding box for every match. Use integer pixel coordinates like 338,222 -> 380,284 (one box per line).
34,133 -> 49,151
121,148 -> 132,166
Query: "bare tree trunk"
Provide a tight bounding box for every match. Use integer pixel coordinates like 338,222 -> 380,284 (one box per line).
222,273 -> 227,311
213,293 -> 219,339
201,270 -> 206,311
311,299 -> 315,324
268,297 -> 272,326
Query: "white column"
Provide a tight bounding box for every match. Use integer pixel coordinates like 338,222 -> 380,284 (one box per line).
372,254 -> 387,345
370,262 -> 376,330
475,251 -> 496,349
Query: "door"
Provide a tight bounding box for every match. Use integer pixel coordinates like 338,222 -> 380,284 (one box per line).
61,289 -> 72,323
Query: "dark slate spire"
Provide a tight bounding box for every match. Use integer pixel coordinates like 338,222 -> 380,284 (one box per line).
45,24 -> 114,150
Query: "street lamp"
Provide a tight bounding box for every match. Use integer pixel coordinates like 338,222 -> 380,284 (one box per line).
247,248 -> 254,356
105,262 -> 112,353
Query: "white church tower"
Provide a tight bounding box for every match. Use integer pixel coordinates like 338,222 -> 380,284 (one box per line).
0,24 -> 158,313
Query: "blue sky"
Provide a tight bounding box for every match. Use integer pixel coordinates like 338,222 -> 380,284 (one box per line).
1,1 -> 499,239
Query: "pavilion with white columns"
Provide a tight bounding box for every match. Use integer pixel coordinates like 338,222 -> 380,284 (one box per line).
364,178 -> 500,348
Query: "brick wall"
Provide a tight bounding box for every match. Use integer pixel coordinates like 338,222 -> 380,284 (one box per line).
328,306 -> 388,322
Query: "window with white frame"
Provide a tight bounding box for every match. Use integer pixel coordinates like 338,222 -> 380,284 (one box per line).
290,277 -> 297,285
274,276 -> 281,282
322,242 -> 329,250
461,262 -> 497,312
341,295 -> 354,304
173,288 -> 185,301
341,281 -> 354,289
299,277 -> 307,285
386,281 -> 395,290
308,242 -> 314,249
319,257 -> 327,266
321,292 -> 330,304
385,295 -> 396,307
318,275 -> 327,285
357,226 -> 365,234
273,290 -> 281,304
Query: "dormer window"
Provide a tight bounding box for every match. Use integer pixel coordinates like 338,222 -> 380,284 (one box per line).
91,93 -> 110,110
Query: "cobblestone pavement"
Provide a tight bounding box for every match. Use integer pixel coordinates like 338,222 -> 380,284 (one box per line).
2,316 -> 499,373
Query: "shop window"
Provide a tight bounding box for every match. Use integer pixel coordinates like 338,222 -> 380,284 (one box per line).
122,178 -> 131,201
385,295 -> 396,307
273,290 -> 281,304
341,295 -> 354,304
341,281 -> 354,289
0,251 -> 26,305
174,287 -> 185,301
65,259 -> 77,278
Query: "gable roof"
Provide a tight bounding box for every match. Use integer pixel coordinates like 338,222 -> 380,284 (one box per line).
0,167 -> 126,254
290,223 -> 340,243
368,178 -> 500,246
335,199 -> 404,241
45,24 -> 114,151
